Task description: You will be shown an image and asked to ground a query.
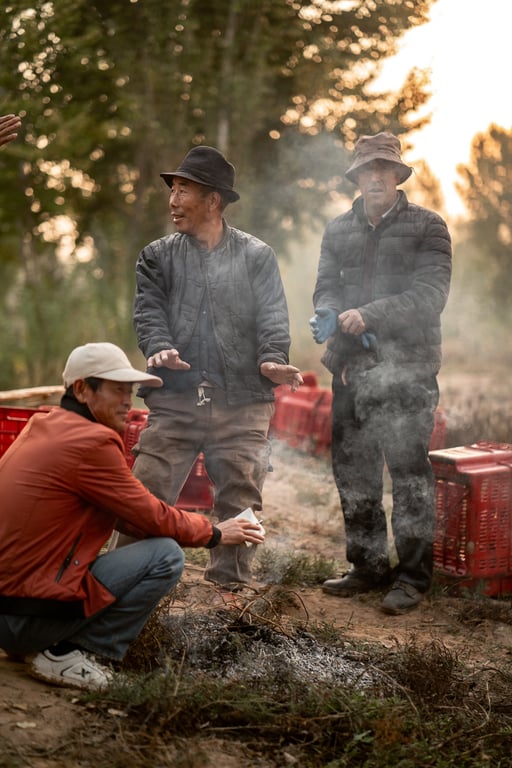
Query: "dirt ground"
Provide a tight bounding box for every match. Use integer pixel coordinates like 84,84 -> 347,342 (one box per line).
3,446 -> 512,764
2,373 -> 512,764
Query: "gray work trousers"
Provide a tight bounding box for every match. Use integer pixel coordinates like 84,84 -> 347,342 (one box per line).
331,373 -> 439,592
131,387 -> 273,588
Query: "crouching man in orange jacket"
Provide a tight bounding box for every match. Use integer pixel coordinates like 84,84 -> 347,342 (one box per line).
0,342 -> 264,690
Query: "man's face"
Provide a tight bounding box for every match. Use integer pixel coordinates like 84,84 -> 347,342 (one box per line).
79,380 -> 133,434
168,177 -> 213,237
355,160 -> 401,213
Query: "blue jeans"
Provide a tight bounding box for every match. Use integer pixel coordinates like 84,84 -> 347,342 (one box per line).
0,538 -> 184,660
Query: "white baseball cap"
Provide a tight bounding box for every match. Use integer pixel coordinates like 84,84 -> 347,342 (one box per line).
62,342 -> 162,388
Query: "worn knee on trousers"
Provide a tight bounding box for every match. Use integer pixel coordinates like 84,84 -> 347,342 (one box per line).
150,538 -> 186,583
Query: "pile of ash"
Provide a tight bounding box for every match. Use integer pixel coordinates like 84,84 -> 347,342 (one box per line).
162,611 -> 376,689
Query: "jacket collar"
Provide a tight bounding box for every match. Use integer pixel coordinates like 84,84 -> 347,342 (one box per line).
60,391 -> 97,423
353,189 -> 408,226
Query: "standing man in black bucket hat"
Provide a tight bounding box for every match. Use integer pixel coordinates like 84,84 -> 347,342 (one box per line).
310,132 -> 452,614
119,145 -> 302,599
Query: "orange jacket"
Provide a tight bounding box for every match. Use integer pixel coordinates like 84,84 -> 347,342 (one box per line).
0,408 -> 214,617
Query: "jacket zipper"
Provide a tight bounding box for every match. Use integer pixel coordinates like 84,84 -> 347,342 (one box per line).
56,533 -> 82,583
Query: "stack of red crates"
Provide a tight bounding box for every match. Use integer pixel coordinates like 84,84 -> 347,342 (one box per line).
0,406 -> 214,512
430,441 -> 512,596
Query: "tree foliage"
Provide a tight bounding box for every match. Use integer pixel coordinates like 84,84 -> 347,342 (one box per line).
0,0 -> 437,387
455,124 -> 512,317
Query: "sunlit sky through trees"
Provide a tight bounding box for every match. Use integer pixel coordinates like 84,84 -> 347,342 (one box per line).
374,0 -> 512,218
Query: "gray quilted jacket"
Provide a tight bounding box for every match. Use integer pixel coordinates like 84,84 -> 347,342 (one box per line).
133,223 -> 291,406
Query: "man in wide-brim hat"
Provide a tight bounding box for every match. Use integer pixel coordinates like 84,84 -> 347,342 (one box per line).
310,131 -> 452,616
119,145 -> 303,599
344,131 -> 413,184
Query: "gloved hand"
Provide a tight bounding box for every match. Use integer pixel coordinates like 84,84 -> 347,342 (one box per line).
309,307 -> 338,344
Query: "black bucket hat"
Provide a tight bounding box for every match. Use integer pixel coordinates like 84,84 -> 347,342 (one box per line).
160,145 -> 240,202
345,132 -> 413,185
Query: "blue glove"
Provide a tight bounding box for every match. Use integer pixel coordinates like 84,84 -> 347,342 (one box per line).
361,332 -> 377,351
309,307 -> 338,344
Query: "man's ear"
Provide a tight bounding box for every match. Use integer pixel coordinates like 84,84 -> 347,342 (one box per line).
209,190 -> 222,211
72,379 -> 88,403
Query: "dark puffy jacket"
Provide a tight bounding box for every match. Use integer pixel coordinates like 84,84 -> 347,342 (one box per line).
133,224 -> 291,406
313,191 -> 452,377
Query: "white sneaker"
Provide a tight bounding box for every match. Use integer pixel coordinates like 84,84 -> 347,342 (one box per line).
28,648 -> 113,690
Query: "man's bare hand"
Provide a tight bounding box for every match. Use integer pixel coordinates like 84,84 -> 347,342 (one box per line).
338,308 -> 366,336
0,114 -> 21,148
147,348 -> 191,370
260,362 -> 303,392
216,518 -> 265,546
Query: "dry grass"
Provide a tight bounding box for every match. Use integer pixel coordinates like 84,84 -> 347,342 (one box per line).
23,596 -> 512,768
440,369 -> 512,446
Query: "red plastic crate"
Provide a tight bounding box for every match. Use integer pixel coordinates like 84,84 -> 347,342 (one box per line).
0,405 -> 55,458
178,453 -> 214,511
123,409 -> 149,468
430,441 -> 512,596
0,406 -> 214,513
0,406 -> 38,456
270,388 -> 326,450
270,371 -> 331,454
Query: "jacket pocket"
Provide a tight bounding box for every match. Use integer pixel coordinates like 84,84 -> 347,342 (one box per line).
56,533 -> 82,583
